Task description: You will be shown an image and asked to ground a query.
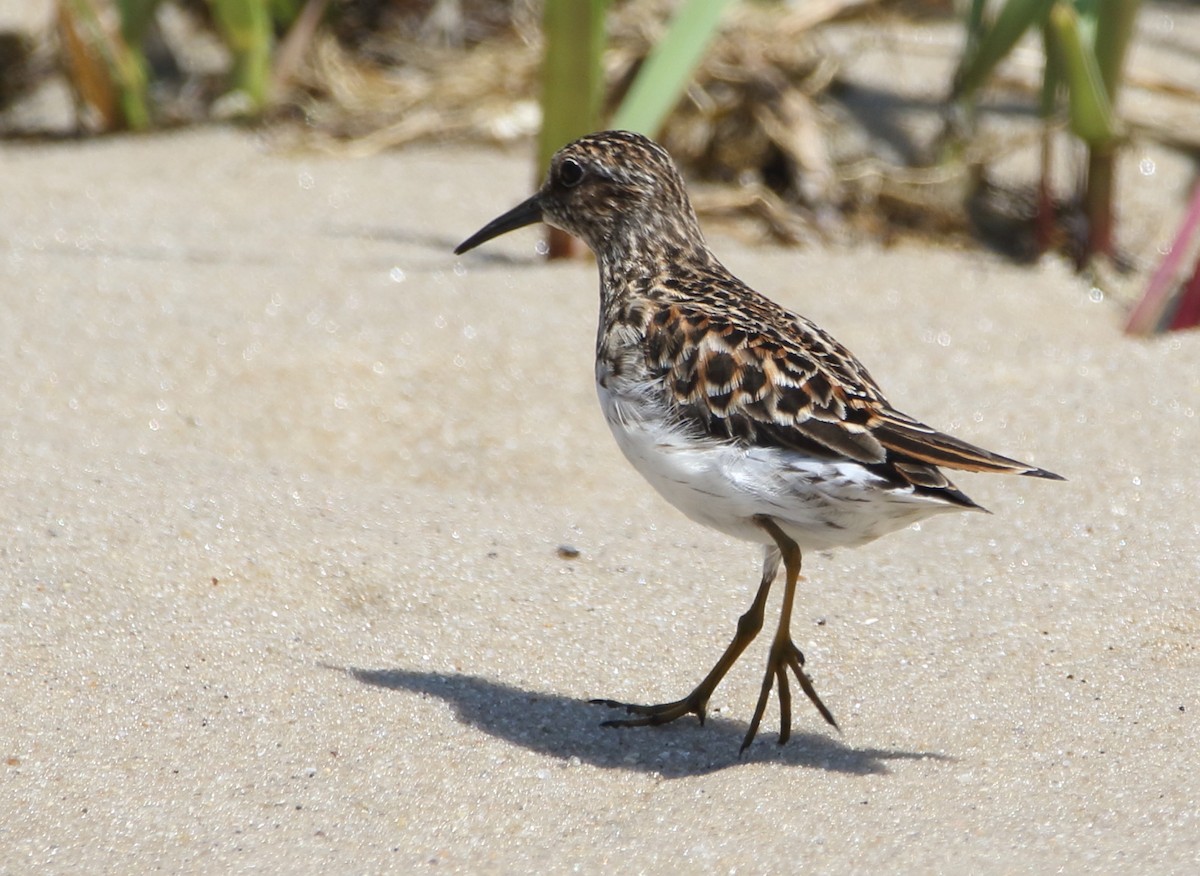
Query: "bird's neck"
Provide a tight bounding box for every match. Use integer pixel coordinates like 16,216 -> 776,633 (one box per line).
596,232 -> 717,303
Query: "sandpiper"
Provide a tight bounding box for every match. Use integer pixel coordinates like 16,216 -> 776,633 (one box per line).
454,130 -> 1062,752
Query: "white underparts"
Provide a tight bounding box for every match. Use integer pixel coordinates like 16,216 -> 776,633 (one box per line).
596,371 -> 966,551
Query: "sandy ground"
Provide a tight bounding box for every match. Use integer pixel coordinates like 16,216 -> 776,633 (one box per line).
1,123 -> 1197,873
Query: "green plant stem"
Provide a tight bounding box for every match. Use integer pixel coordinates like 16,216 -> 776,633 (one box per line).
1084,143 -> 1115,262
1034,22 -> 1063,255
209,0 -> 273,109
539,0 -> 606,173
64,0 -> 151,129
539,0 -> 606,258
116,0 -> 162,46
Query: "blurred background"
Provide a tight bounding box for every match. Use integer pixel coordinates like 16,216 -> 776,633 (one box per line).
1,0 -> 1197,332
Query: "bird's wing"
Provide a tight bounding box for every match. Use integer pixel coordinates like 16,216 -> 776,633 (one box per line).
644,289 -> 1062,496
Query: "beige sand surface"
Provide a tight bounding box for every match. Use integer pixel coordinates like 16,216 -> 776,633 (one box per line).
1,123 -> 1198,872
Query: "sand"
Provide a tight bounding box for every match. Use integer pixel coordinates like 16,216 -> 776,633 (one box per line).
3,5 -> 1200,866
2,125 -> 1197,874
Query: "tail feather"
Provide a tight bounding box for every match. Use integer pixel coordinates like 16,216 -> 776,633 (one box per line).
874,417 -> 1065,481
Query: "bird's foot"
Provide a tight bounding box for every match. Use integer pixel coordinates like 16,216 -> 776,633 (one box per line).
590,688 -> 712,729
741,638 -> 838,754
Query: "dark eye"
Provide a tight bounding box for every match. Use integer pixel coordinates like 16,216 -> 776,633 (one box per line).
559,158 -> 584,188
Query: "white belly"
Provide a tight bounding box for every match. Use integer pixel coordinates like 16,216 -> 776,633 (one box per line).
596,378 -> 965,551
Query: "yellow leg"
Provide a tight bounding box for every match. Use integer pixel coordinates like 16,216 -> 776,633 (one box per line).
743,517 -> 837,752
593,546 -> 781,728
595,517 -> 837,751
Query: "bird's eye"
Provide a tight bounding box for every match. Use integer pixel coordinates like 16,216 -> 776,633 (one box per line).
559,158 -> 584,188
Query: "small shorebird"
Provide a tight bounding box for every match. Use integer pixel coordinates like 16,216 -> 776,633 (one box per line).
455,130 -> 1062,752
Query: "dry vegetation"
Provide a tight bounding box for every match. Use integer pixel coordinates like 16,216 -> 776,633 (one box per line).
3,0 -> 1197,278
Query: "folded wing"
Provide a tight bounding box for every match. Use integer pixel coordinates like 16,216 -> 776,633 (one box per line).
644,290 -> 1062,508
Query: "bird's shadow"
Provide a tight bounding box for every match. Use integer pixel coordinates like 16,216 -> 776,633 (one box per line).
329,665 -> 950,777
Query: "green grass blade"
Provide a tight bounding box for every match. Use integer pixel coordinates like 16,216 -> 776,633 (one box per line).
610,0 -> 733,136
1092,0 -> 1141,100
1048,1 -> 1116,144
952,0 -> 1052,101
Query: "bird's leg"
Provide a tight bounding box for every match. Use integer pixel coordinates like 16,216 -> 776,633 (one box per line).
741,517 -> 838,753
592,546 -> 782,729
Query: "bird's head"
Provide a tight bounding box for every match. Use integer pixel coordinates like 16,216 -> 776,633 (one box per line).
455,130 -> 704,262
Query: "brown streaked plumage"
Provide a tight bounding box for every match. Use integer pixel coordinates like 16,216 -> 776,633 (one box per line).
455,130 -> 1062,753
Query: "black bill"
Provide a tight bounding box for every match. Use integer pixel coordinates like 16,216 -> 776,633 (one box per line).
454,193 -> 544,255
